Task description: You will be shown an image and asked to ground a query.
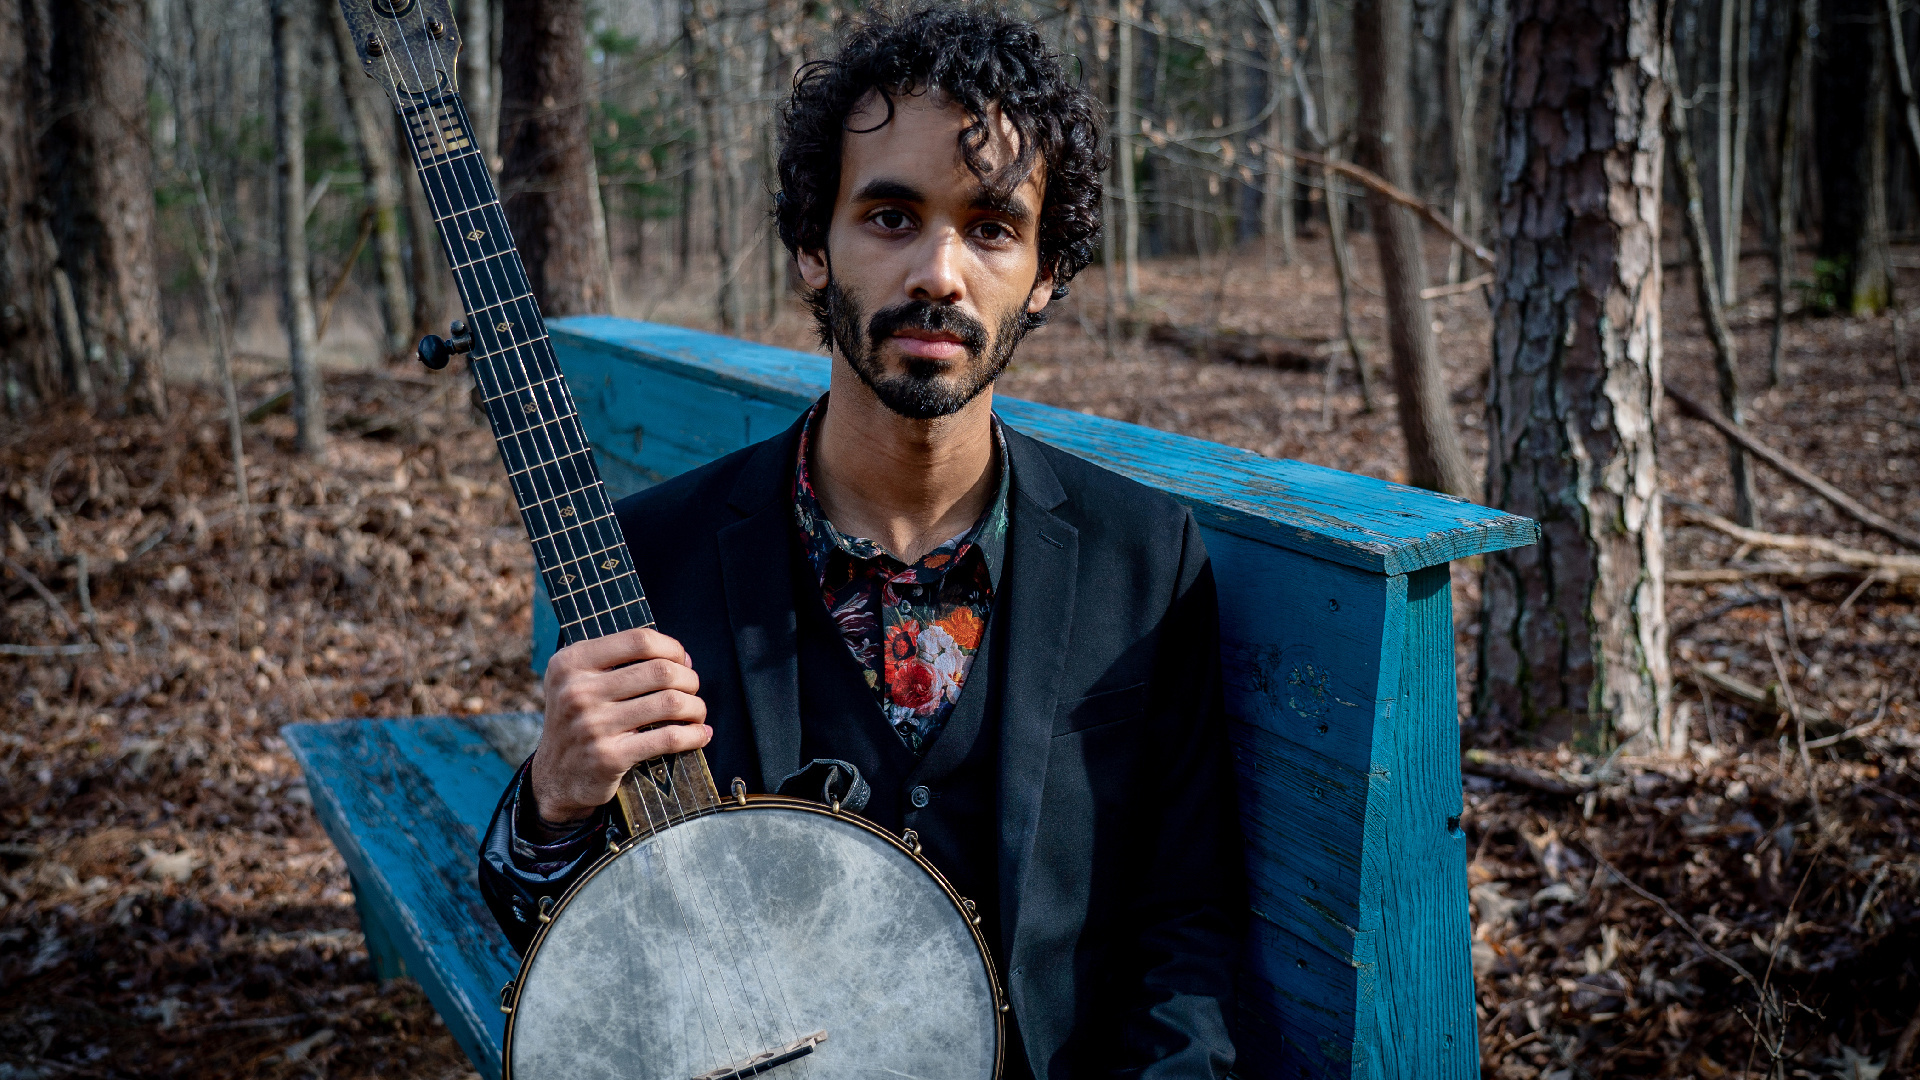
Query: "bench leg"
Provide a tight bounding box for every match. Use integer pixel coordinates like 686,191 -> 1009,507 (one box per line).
350,873 -> 409,981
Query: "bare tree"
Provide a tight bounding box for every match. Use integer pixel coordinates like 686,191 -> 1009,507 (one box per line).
42,0 -> 167,417
459,0 -> 499,166
499,0 -> 605,316
1815,0 -> 1893,315
326,0 -> 412,362
1770,0 -> 1816,384
0,0 -> 56,411
271,0 -> 321,454
1477,0 -> 1673,747
1352,0 -> 1474,495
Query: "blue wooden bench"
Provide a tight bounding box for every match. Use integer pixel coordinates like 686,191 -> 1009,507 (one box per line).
285,315 -> 1537,1079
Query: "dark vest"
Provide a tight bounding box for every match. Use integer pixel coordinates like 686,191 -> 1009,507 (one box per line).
790,543 -> 1004,941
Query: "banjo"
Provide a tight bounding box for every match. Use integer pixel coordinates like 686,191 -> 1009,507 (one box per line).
335,3 -> 1005,1076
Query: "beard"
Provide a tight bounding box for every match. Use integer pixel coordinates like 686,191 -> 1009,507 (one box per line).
819,280 -> 1026,421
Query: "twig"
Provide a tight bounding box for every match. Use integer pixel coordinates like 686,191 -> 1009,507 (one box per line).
1,555 -> 78,634
1419,273 -> 1493,300
314,208 -> 375,343
75,553 -> 116,673
1271,145 -> 1497,266
1666,563 -> 1906,584
1766,633 -> 1822,829
1462,750 -> 1591,797
1672,591 -> 1776,637
1893,997 -> 1920,1075
1664,383 -> 1920,550
1579,841 -> 1761,989
0,642 -> 129,658
1804,690 -> 1890,749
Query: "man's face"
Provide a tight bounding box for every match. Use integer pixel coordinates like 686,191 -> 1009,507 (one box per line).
797,91 -> 1053,421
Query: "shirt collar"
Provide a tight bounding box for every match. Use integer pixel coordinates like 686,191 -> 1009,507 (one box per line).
792,395 -> 1010,588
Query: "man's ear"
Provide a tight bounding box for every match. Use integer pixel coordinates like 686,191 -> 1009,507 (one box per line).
797,247 -> 831,291
1026,265 -> 1057,314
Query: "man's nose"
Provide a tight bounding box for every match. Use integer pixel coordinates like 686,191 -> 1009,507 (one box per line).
902,230 -> 965,303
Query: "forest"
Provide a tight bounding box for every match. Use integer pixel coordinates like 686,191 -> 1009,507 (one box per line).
1,0 -> 1918,1076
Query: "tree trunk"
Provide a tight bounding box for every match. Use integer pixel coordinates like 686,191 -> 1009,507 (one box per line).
1477,0 -> 1673,748
459,0 -> 499,167
42,0 -> 167,417
1669,76 -> 1762,529
272,0 -> 322,455
498,0 -> 604,316
326,0 -> 412,363
0,0 -> 57,411
1815,0 -> 1893,315
1311,0 -> 1373,412
1352,0 -> 1474,496
399,116 -> 447,342
1117,1 -> 1141,307
1771,0 -> 1816,384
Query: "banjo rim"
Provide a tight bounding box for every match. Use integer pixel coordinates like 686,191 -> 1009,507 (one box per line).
497,792 -> 1006,1080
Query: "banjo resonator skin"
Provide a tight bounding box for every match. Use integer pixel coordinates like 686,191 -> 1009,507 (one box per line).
500,795 -> 1005,1080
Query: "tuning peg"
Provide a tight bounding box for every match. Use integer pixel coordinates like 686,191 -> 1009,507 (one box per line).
417,320 -> 473,371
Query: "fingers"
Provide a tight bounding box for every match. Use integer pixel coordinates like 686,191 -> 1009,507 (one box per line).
549,627 -> 691,677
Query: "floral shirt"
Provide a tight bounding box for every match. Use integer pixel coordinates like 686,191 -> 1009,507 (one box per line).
793,401 -> 1009,756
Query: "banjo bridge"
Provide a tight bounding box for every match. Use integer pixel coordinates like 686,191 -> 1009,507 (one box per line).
689,1030 -> 828,1080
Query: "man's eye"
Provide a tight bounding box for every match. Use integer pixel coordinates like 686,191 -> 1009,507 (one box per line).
872,210 -> 911,231
976,222 -> 1012,241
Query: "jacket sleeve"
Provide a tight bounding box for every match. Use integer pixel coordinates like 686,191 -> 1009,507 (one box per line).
478,755 -> 624,954
1120,512 -> 1244,1079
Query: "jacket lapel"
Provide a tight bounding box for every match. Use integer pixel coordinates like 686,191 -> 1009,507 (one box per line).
718,415 -> 808,791
994,426 -> 1077,962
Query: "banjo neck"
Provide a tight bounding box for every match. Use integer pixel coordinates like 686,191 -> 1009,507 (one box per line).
343,0 -> 719,825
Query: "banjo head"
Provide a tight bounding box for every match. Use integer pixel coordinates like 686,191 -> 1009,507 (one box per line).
503,800 -> 1003,1079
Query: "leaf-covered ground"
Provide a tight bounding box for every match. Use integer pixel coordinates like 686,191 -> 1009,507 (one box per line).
2,235 -> 1916,1078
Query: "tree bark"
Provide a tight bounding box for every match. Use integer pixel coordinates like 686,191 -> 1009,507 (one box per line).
42,0 -> 167,417
498,0 -> 604,316
1477,0 -> 1673,748
1352,0 -> 1474,496
326,0 -> 412,363
0,0 -> 57,410
1815,0 -> 1893,315
271,0 -> 322,455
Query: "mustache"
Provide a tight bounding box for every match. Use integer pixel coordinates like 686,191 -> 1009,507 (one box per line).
865,300 -> 990,356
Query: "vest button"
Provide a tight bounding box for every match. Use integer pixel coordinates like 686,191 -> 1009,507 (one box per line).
909,785 -> 931,808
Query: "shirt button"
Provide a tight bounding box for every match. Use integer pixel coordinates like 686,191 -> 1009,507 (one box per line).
910,785 -> 931,808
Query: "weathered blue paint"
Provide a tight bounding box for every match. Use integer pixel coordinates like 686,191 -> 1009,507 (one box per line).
285,716 -> 524,1076
292,317 -> 1537,1080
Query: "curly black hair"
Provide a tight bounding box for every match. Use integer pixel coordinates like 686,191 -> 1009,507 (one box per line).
774,5 -> 1107,325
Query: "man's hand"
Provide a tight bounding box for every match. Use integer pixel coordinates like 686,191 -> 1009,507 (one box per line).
529,628 -> 711,827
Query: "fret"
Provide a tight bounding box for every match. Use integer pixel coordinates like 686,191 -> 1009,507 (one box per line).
519,495 -> 617,543
416,152 -> 497,220
546,566 -> 641,607
469,340 -> 559,400
483,373 -> 564,404
499,434 -> 592,481
484,392 -> 579,441
468,295 -> 547,356
561,596 -> 653,632
452,252 -> 533,313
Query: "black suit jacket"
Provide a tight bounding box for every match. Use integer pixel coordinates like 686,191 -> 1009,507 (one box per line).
479,410 -> 1242,1079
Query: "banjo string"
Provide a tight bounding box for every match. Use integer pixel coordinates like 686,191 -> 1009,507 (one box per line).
382,17 -> 750,1071
653,754 -> 814,1080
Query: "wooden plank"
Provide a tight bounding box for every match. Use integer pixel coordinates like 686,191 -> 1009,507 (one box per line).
550,316 -> 1539,576
285,716 -> 523,1078
1361,566 -> 1478,1077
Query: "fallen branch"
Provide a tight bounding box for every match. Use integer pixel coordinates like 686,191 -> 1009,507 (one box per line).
0,642 -> 131,658
1805,692 -> 1891,749
1684,664 -> 1832,725
1271,146 -> 1497,267
1462,750 -> 1591,797
1420,273 -> 1494,300
1670,500 -> 1920,577
1666,563 -> 1908,584
1664,383 -> 1920,551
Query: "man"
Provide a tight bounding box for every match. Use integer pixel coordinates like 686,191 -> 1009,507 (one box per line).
479,8 -> 1241,1077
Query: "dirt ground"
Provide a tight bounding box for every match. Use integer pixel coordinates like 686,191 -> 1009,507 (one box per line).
3,229 -> 1917,1078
